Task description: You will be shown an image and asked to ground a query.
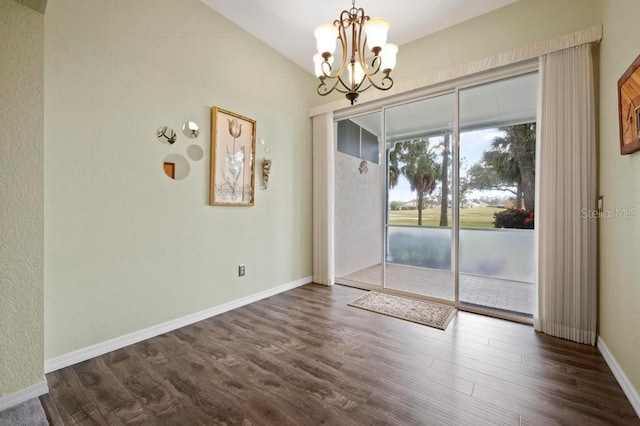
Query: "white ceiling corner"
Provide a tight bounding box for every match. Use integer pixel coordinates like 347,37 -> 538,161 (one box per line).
200,0 -> 519,75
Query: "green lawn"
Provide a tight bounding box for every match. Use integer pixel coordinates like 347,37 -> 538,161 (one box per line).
388,207 -> 503,228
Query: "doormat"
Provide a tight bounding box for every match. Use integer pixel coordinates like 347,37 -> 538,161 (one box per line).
348,291 -> 456,330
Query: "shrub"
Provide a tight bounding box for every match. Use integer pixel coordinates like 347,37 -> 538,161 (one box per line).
493,209 -> 534,229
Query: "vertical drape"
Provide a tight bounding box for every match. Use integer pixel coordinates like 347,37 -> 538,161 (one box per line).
536,44 -> 597,345
312,113 -> 335,286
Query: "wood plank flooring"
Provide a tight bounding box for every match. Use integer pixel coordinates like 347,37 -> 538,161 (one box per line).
41,284 -> 639,425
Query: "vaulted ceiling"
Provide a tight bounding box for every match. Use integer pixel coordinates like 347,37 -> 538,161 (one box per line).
200,0 -> 519,74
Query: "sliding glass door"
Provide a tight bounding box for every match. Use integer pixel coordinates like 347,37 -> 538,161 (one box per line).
335,71 -> 538,320
457,73 -> 537,317
384,93 -> 455,302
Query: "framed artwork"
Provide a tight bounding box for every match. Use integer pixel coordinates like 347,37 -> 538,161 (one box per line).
618,54 -> 640,155
210,107 -> 256,206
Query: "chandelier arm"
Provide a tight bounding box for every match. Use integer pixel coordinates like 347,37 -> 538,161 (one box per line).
316,78 -> 350,95
336,74 -> 353,93
337,20 -> 349,77
317,21 -> 347,81
364,72 -> 394,91
355,13 -> 365,71
339,10 -> 351,28
317,81 -> 349,96
356,19 -> 385,87
356,81 -> 373,93
319,20 -> 348,80
320,61 -> 333,78
318,71 -> 349,95
361,55 -> 382,78
317,20 -> 350,94
317,83 -> 328,96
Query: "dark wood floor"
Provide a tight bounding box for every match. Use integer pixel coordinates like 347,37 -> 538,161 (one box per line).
41,284 -> 639,425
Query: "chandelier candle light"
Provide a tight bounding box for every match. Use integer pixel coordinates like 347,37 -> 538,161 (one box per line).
313,0 -> 398,105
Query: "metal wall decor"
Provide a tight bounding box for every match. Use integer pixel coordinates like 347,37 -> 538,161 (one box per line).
156,126 -> 177,145
156,121 -> 202,181
261,159 -> 272,189
182,121 -> 200,139
258,138 -> 272,190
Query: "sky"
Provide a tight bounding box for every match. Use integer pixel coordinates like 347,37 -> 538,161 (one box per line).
389,128 -> 508,203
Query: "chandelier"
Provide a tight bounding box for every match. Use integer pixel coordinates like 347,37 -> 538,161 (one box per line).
313,0 -> 398,105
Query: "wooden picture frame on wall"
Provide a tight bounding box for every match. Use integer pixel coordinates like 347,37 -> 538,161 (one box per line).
618,54 -> 640,155
209,106 -> 256,206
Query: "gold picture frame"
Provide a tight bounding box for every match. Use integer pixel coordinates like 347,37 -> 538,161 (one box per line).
209,107 -> 256,206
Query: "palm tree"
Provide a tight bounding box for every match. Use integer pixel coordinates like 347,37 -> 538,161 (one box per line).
388,139 -> 441,226
438,135 -> 450,226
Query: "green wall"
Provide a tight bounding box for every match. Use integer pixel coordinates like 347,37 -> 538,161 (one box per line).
393,0 -> 599,83
597,0 -> 640,396
44,0 -> 317,359
0,0 -> 45,397
3,0 -> 638,410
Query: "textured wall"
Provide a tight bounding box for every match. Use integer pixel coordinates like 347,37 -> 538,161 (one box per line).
0,0 -> 45,396
335,152 -> 383,278
44,0 -> 316,359
597,0 -> 640,396
12,0 -> 46,14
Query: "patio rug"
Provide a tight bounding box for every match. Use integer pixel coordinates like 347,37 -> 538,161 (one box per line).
348,291 -> 457,330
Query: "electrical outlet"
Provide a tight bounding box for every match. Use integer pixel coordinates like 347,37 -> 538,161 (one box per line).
238,264 -> 245,277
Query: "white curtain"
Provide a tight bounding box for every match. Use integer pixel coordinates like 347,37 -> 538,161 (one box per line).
536,44 -> 597,345
312,113 -> 335,286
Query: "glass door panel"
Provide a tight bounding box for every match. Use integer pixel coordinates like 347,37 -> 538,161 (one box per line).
384,94 -> 455,301
458,73 -> 537,317
334,112 -> 384,288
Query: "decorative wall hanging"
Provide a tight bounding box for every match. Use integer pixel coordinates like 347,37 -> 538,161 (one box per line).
156,126 -> 177,145
162,154 -> 190,180
358,159 -> 368,174
186,144 -> 204,161
156,121 -> 201,182
182,121 -> 200,139
618,53 -> 640,155
261,159 -> 272,189
258,138 -> 272,190
210,107 -> 256,206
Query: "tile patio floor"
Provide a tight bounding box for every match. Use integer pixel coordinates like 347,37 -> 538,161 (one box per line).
340,263 -> 533,316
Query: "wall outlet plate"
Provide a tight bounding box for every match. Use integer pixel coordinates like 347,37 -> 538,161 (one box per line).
238,264 -> 245,277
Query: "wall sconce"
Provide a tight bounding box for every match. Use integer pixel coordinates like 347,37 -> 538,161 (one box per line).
259,138 -> 272,189
261,159 -> 272,189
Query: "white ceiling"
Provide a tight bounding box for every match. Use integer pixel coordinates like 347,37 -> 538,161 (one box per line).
200,0 -> 519,74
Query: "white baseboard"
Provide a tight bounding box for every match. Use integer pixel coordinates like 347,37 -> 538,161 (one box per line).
597,336 -> 640,418
0,380 -> 49,412
45,276 -> 312,373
